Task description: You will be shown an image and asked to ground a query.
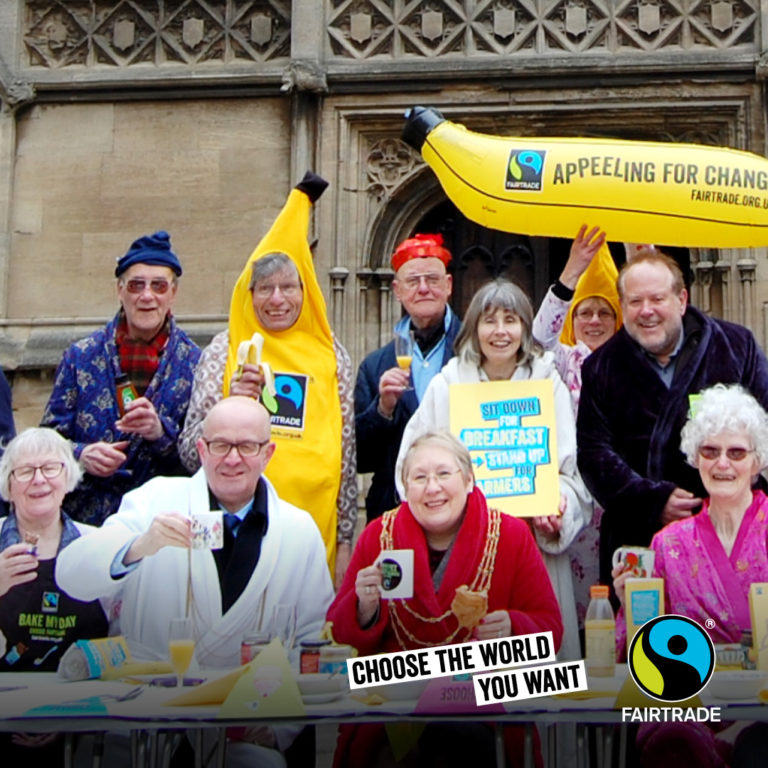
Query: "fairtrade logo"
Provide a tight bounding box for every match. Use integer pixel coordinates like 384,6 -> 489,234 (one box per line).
628,615 -> 715,702
266,372 -> 308,431
506,150 -> 546,191
42,591 -> 59,613
274,374 -> 304,411
380,559 -> 403,591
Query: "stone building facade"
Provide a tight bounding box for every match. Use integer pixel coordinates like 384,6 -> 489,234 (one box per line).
0,0 -> 766,429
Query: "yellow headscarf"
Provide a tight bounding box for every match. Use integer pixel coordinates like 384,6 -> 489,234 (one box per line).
560,242 -> 622,346
224,174 -> 341,571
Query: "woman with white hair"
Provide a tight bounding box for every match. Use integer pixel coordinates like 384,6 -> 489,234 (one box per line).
395,279 -> 591,662
614,383 -> 768,649
613,384 -> 768,767
0,428 -> 108,669
0,427 -> 109,764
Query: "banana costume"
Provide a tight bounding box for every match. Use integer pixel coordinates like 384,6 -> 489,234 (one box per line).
224,173 -> 342,571
403,106 -> 768,248
559,242 -> 622,346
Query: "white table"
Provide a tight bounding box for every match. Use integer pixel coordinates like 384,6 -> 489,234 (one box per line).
1,667 -> 764,768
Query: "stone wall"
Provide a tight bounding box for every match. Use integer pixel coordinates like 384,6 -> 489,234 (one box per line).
5,97 -> 291,428
1,0 -> 767,430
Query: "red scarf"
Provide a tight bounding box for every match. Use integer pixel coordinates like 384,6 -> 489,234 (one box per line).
115,311 -> 170,396
383,487 -> 494,647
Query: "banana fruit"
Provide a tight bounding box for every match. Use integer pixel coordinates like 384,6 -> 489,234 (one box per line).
235,332 -> 278,412
402,106 -> 768,248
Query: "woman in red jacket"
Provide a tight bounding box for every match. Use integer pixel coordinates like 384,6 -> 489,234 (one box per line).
326,430 -> 563,767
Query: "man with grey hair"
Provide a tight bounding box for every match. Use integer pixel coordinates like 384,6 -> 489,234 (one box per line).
178,249 -> 357,588
577,249 -> 768,590
178,254 -> 310,467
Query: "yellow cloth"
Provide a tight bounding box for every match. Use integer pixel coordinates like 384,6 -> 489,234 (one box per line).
224,185 -> 341,572
218,638 -> 305,719
560,242 -> 622,346
164,665 -> 249,706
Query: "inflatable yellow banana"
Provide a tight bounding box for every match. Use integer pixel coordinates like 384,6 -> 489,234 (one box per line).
402,106 -> 768,248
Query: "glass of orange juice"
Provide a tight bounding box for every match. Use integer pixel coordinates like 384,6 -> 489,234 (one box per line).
394,332 -> 414,391
168,617 -> 194,687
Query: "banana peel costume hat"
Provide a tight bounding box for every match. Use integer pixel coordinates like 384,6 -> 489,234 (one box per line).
559,242 -> 622,346
224,171 -> 341,571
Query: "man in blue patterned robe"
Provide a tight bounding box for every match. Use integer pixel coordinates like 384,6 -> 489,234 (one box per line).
41,231 -> 200,525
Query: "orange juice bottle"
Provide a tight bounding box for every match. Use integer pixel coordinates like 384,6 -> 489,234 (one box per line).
585,584 -> 615,677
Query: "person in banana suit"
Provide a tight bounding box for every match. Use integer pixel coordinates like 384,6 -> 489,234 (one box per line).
178,173 -> 356,589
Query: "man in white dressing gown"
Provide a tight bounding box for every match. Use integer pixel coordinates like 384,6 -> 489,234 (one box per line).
57,396 -> 334,767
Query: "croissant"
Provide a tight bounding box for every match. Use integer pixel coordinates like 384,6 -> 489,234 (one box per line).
451,584 -> 487,630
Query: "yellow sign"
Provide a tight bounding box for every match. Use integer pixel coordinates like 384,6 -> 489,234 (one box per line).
749,583 -> 768,671
405,106 -> 768,248
449,380 -> 559,518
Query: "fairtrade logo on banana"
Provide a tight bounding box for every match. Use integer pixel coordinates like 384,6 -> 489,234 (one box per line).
236,333 -> 278,412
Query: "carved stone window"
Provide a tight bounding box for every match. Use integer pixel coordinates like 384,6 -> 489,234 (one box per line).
23,0 -> 291,68
326,0 -> 758,59
327,2 -> 394,58
365,138 -> 419,203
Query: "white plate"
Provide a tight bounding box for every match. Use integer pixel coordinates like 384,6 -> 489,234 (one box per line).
296,673 -> 347,696
707,670 -> 767,700
302,692 -> 343,705
367,679 -> 429,701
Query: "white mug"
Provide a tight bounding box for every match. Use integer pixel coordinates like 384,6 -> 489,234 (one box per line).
611,545 -> 655,577
190,511 -> 223,550
375,549 -> 414,599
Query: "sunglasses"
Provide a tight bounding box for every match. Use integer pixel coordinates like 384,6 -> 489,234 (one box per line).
122,279 -> 173,295
698,445 -> 753,462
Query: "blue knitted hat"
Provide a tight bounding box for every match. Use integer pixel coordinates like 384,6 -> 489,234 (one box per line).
115,230 -> 182,277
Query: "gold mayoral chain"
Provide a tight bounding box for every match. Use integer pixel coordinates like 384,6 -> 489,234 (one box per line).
379,505 -> 502,649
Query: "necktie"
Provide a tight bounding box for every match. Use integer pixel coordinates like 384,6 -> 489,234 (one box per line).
224,513 -> 241,538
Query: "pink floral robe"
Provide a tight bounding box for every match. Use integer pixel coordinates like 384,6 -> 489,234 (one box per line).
617,489 -> 768,655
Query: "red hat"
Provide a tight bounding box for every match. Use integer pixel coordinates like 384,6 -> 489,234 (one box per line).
391,233 -> 452,272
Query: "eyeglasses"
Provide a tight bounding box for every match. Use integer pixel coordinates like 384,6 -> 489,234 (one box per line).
203,439 -> 270,457
122,278 -> 173,295
407,469 -> 463,488
400,274 -> 445,291
574,309 -> 615,321
11,462 -> 65,482
698,445 -> 754,462
252,282 -> 302,299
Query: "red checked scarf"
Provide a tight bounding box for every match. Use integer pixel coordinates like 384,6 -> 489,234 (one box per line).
115,310 -> 170,396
